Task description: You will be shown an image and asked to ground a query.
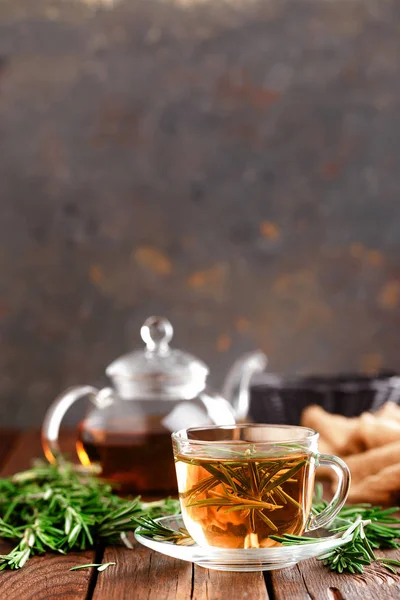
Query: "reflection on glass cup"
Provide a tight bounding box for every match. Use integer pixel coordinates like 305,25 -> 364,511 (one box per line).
172,425 -> 350,549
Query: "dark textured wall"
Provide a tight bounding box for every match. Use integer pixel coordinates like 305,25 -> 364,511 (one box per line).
1,0 -> 400,427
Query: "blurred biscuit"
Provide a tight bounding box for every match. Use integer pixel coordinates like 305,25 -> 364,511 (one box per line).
375,401 -> 400,423
301,405 -> 360,456
357,413 -> 400,449
348,461 -> 400,505
344,440 -> 400,484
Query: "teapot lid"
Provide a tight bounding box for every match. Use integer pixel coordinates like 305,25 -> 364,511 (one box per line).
106,316 -> 209,399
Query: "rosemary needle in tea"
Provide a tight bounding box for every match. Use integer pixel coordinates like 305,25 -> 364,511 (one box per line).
176,452 -> 311,547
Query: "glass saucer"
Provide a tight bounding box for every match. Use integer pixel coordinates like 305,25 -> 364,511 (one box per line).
134,515 -> 351,572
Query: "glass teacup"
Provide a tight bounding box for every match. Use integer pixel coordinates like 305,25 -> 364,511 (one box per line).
172,424 -> 350,549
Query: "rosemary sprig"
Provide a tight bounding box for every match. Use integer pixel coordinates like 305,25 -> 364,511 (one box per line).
133,516 -> 194,546
270,494 -> 400,575
0,459 -> 180,571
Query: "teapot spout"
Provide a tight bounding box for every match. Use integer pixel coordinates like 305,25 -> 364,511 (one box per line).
222,351 -> 268,422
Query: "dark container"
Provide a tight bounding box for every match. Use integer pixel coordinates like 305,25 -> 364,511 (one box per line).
249,371 -> 400,426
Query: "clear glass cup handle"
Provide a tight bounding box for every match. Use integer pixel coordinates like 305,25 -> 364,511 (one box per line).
306,453 -> 351,532
41,385 -> 99,463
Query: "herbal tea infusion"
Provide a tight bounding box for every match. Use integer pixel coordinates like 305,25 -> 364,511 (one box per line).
175,452 -> 315,549
76,424 -> 177,494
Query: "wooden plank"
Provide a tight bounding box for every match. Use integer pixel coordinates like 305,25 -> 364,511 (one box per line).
0,549 -> 99,600
192,564 -> 269,600
0,430 -> 97,600
93,540 -> 192,600
271,551 -> 400,600
0,429 -> 17,470
270,564 -> 312,600
96,539 -> 269,600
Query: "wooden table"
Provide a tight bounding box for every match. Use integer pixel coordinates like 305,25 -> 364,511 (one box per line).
1,430 -> 400,600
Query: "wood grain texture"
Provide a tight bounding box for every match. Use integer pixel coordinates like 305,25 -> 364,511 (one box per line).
0,429 -> 96,600
97,536 -> 269,600
192,565 -> 269,600
271,552 -> 400,600
270,565 -> 311,600
0,549 -> 98,600
93,541 -> 192,600
267,565 -> 314,600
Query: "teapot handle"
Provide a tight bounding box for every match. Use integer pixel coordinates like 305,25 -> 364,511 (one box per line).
41,385 -> 99,463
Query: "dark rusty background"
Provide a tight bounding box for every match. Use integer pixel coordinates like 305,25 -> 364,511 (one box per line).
1,0 -> 400,427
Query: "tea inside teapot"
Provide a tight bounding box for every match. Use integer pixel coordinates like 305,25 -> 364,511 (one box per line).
77,413 -> 177,494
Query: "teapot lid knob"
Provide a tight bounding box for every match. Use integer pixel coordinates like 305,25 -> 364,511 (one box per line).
106,315 -> 209,398
140,316 -> 173,353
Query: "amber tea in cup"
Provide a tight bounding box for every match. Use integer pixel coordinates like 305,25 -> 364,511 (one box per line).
172,425 -> 350,549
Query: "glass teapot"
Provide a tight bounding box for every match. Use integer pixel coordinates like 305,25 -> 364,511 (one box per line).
42,316 -> 267,493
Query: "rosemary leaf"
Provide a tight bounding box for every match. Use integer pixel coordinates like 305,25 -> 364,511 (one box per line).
0,459 -> 180,571
262,460 -> 307,494
183,454 -> 306,535
70,562 -> 116,571
271,497 -> 400,575
134,516 -> 194,546
257,510 -> 279,532
97,562 -> 116,571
